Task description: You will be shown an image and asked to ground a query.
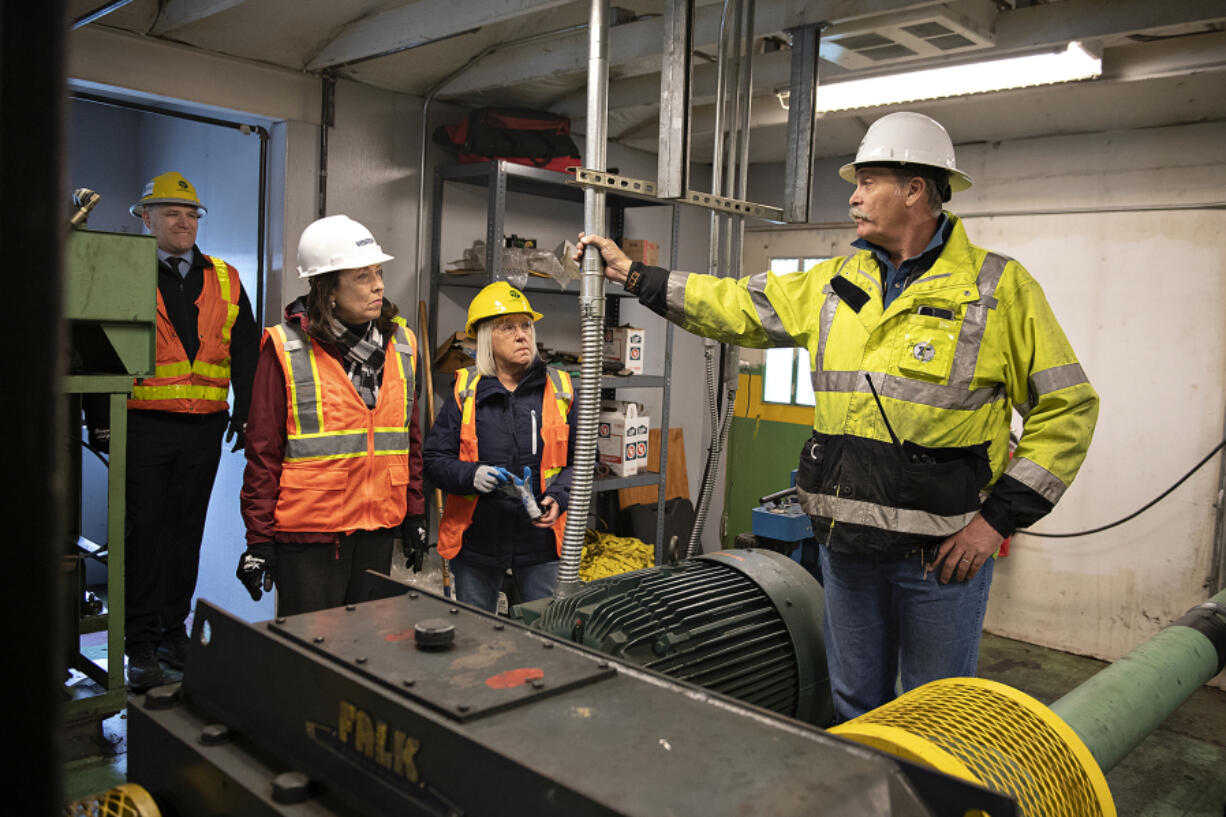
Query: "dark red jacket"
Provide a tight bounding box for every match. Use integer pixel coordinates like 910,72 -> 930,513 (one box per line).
240,298 -> 424,545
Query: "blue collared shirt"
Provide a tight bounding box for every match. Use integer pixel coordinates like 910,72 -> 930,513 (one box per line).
851,213 -> 951,308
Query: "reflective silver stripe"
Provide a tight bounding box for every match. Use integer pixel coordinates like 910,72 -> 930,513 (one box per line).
1031,362 -> 1090,397
1006,456 -> 1068,504
286,432 -> 367,460
797,487 -> 978,537
847,255 -> 882,296
948,252 -> 1009,388
813,257 -> 857,377
546,367 -> 572,403
281,323 -> 322,435
394,323 -> 415,425
395,324 -> 415,393
746,271 -> 793,346
1015,399 -> 1035,419
373,430 -> 410,453
457,368 -> 479,401
812,369 -> 1006,411
666,270 -> 690,325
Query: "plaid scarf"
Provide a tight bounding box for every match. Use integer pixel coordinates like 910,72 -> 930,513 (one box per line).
330,319 -> 385,409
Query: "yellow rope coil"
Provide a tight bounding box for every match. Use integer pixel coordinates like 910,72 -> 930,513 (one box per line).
579,528 -> 654,582
829,677 -> 1115,817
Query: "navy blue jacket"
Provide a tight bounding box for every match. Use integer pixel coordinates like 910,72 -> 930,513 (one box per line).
424,359 -> 578,569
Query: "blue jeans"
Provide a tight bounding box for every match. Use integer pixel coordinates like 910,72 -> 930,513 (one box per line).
819,544 -> 995,722
448,559 -> 559,613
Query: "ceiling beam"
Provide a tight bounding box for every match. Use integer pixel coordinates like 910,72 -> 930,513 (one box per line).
149,0 -> 249,35
307,0 -> 578,71
440,0 -> 945,96
995,0 -> 1226,51
557,0 -> 1226,121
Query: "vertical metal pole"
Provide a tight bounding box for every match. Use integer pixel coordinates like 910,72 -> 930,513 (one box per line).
318,72 -> 335,219
655,205 -> 680,564
486,162 -> 507,281
658,0 -> 694,199
783,24 -> 820,224
557,0 -> 610,595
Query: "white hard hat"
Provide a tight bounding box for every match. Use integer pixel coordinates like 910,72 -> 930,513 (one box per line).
838,112 -> 972,195
296,215 -> 394,278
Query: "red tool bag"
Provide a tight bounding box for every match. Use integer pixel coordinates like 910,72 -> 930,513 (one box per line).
434,107 -> 581,173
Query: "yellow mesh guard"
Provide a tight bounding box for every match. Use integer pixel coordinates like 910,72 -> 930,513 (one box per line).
63,782 -> 161,817
829,677 -> 1115,817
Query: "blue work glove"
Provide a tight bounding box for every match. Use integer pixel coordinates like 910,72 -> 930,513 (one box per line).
496,466 -> 544,521
473,464 -> 507,494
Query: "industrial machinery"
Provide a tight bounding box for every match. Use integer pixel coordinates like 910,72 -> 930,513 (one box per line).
741,471 -> 822,584
125,550 -> 1017,816
516,548 -> 831,725
117,538 -> 1226,816
62,218 -> 157,743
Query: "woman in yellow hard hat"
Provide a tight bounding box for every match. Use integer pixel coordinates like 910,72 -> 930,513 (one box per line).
236,215 -> 426,615
424,281 -> 577,612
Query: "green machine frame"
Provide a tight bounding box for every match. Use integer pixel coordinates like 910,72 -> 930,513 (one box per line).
62,228 -> 156,722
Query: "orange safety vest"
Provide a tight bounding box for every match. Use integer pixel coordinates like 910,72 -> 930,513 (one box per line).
129,256 -> 241,413
437,366 -> 573,559
264,316 -> 418,534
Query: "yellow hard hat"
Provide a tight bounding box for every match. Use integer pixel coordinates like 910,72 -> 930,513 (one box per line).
466,281 -> 542,338
129,171 -> 207,218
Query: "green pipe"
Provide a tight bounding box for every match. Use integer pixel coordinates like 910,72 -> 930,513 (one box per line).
1050,589 -> 1226,773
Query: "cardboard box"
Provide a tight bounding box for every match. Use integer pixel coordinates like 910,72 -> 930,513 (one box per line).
598,400 -> 651,477
604,325 -> 646,375
621,239 -> 659,267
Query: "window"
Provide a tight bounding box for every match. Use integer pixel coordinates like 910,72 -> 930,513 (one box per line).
762,256 -> 826,406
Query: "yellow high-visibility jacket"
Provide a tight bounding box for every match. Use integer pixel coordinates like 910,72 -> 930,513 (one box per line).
654,213 -> 1098,554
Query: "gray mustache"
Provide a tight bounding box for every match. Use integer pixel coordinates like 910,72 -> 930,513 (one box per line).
849,207 -> 869,221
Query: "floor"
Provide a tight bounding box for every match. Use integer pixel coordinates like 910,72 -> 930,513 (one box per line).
62,557 -> 1226,816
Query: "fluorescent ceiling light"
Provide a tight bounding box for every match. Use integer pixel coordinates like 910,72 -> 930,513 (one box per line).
814,42 -> 1102,113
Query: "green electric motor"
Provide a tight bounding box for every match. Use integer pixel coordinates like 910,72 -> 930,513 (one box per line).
515,548 -> 832,726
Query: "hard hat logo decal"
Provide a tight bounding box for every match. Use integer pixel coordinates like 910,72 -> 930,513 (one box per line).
356,237 -> 375,247
177,180 -> 189,190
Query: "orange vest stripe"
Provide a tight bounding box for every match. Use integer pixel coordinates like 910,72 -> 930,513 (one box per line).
267,317 -> 418,534
437,367 -> 572,560
129,256 -> 240,413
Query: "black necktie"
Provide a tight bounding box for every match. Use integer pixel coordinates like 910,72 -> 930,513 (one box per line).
170,257 -> 187,278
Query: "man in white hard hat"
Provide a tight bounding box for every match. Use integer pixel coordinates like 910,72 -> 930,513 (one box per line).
577,112 -> 1099,722
104,171 -> 259,691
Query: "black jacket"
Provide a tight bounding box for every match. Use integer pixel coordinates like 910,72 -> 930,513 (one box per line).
423,359 -> 577,569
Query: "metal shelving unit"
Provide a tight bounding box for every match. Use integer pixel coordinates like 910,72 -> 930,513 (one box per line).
428,160 -> 678,560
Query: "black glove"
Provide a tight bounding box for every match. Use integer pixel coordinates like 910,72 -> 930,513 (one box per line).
226,419 -> 247,453
401,515 -> 429,572
236,543 -> 275,601
87,426 -> 110,455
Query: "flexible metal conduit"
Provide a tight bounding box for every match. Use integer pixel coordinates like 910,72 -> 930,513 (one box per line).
556,0 -> 610,596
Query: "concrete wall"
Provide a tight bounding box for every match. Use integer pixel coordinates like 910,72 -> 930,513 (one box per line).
743,122 -> 1226,683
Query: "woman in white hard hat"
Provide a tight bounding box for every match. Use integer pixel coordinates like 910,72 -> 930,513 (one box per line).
236,215 -> 426,615
423,281 -> 577,612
